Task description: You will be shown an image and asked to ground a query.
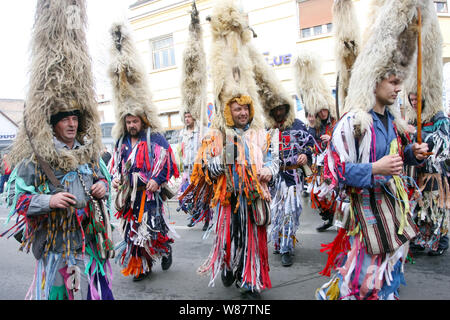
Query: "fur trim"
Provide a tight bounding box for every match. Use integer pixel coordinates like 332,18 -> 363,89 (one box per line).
333,0 -> 361,110
223,95 -> 255,127
403,0 -> 444,123
293,50 -> 336,120
343,0 -> 418,134
248,44 -> 296,130
8,0 -> 102,172
208,0 -> 264,131
180,1 -> 207,126
108,22 -> 162,140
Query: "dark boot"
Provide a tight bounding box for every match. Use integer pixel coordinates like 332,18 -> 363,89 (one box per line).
221,268 -> 235,287
316,219 -> 333,232
133,271 -> 150,282
281,252 -> 293,267
161,246 -> 173,270
187,219 -> 195,227
202,219 -> 209,231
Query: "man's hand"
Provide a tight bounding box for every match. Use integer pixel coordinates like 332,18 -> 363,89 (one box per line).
412,142 -> 429,161
258,167 -> 273,183
91,182 -> 106,199
372,154 -> 403,176
146,179 -> 159,193
112,178 -> 120,190
320,134 -> 331,144
49,192 -> 77,209
297,154 -> 308,166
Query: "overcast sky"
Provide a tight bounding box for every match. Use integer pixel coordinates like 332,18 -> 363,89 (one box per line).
0,0 -> 135,100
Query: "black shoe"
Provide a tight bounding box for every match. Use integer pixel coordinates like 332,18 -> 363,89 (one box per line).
161,247 -> 173,270
221,268 -> 235,287
187,219 -> 195,227
273,249 -> 280,255
410,243 -> 425,253
428,248 -> 446,256
133,271 -> 150,282
202,220 -> 209,231
316,220 -> 333,232
281,252 -> 293,267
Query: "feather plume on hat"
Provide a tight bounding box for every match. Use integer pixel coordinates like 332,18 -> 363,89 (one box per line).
207,0 -> 264,131
180,1 -> 207,126
403,0 -> 444,124
108,22 -> 162,140
343,0 -> 419,135
332,0 -> 361,111
293,50 -> 336,122
8,0 -> 102,172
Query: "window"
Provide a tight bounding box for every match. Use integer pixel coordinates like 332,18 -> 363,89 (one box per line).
298,0 -> 334,38
434,1 -> 448,13
151,35 -> 175,70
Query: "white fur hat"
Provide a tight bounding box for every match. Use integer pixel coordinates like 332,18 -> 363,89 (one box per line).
108,22 -> 162,140
8,0 -> 102,172
180,1 -> 208,126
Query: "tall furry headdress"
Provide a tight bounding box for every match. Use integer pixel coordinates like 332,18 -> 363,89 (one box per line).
403,0 -> 444,124
108,22 -> 162,140
293,50 -> 336,121
207,0 -> 264,131
180,1 -> 207,126
343,0 -> 418,134
8,0 -> 102,172
333,0 -> 361,111
249,44 -> 296,131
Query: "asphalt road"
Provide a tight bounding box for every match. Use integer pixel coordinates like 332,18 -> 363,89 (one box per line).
0,195 -> 449,301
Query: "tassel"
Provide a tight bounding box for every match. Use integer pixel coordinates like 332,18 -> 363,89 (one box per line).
319,228 -> 350,276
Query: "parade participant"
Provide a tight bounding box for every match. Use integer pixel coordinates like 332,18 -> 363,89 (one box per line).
250,43 -> 314,267
316,0 -> 429,300
177,2 -> 211,231
0,154 -> 11,194
293,51 -> 337,232
2,0 -> 114,300
180,0 -> 278,299
108,22 -> 179,282
403,1 -> 450,257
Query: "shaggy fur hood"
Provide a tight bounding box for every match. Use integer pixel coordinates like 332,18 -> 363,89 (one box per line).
293,50 -> 336,123
343,0 -> 419,135
108,22 -> 162,140
8,0 -> 102,172
208,0 -> 264,131
332,0 -> 361,111
403,0 -> 444,124
180,1 -> 207,127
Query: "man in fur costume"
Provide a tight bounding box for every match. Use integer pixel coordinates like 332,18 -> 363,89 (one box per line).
316,0 -> 430,300
293,51 -> 338,232
177,1 -> 211,231
179,0 -> 278,299
2,0 -> 114,300
108,22 -> 179,282
403,0 -> 450,257
249,43 -> 314,267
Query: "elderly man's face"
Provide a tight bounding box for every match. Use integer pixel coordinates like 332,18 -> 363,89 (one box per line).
230,101 -> 250,129
125,115 -> 143,137
271,105 -> 288,123
53,115 -> 78,145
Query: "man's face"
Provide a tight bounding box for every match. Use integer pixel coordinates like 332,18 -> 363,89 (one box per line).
409,93 -> 418,110
375,74 -> 402,106
271,105 -> 288,123
184,112 -> 194,127
230,101 -> 250,129
125,115 -> 143,137
53,115 -> 78,144
318,109 -> 329,121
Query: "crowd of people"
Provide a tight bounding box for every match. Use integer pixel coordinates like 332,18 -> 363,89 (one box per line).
0,0 -> 449,301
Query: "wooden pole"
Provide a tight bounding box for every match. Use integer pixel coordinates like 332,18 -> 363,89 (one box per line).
416,7 -> 423,144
